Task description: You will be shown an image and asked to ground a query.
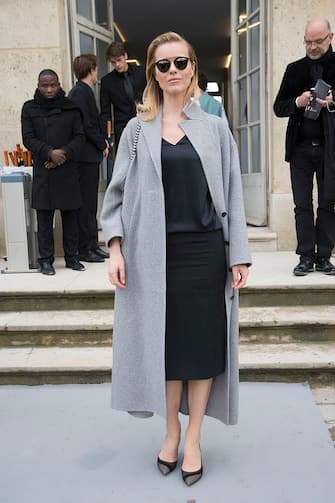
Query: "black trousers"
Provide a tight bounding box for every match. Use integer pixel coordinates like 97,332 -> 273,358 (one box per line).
36,209 -> 78,264
77,162 -> 100,254
290,142 -> 335,259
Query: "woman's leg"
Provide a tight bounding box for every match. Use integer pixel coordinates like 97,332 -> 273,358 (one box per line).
159,380 -> 183,461
182,378 -> 213,471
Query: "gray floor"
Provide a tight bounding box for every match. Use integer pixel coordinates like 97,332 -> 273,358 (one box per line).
1,382 -> 334,503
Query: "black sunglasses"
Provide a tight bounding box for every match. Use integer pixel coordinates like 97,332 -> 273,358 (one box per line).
155,57 -> 190,73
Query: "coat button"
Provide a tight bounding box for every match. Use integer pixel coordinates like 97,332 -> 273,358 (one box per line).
224,241 -> 229,245
221,212 -> 227,217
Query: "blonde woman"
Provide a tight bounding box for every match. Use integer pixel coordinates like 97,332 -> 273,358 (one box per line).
101,32 -> 251,486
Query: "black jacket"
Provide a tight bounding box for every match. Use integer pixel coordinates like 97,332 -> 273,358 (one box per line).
100,65 -> 146,138
68,81 -> 106,163
21,90 -> 85,210
273,49 -> 335,201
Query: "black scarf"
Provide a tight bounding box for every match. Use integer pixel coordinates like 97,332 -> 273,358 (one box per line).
307,45 -> 334,86
33,88 -> 77,110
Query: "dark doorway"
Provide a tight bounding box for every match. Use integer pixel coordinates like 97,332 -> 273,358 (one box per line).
113,0 -> 231,96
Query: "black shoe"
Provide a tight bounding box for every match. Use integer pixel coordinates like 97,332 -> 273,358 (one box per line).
65,259 -> 86,271
293,257 -> 314,276
157,457 -> 178,476
315,257 -> 335,275
78,251 -> 104,263
39,262 -> 55,276
94,247 -> 109,259
181,464 -> 203,486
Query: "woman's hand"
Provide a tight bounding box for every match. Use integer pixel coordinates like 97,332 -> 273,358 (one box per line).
231,264 -> 249,289
108,238 -> 126,288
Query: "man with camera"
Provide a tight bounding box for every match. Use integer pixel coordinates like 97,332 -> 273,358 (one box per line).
274,17 -> 335,276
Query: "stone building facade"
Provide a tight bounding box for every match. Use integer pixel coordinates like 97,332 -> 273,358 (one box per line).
0,0 -> 334,257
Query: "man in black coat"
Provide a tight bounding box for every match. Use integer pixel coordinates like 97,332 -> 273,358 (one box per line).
274,17 -> 335,276
21,69 -> 85,275
100,41 -> 146,150
68,54 -> 109,263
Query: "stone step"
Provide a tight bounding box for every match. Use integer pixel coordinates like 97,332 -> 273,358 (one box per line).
241,285 -> 335,307
247,226 -> 277,252
239,342 -> 335,384
0,310 -> 113,347
0,342 -> 334,385
240,305 -> 335,343
1,282 -> 334,313
1,306 -> 335,347
0,291 -> 114,312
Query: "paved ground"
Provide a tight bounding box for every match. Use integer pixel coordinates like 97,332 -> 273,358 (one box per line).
1,382 -> 334,503
1,250 -> 335,292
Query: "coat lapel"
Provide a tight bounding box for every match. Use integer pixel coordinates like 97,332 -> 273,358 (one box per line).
180,102 -> 227,216
139,101 -> 227,219
139,109 -> 163,180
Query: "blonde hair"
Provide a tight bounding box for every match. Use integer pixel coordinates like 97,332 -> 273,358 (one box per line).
137,32 -> 200,121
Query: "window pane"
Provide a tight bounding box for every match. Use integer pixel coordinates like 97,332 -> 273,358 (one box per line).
238,0 -> 247,23
251,71 -> 260,122
79,32 -> 94,53
96,38 -> 109,80
250,14 -> 260,69
251,0 -> 259,11
238,29 -> 247,74
239,129 -> 248,174
95,0 -> 109,28
251,125 -> 261,173
239,78 -> 248,125
76,0 -> 92,20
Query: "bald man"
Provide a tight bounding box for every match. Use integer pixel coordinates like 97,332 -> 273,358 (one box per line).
274,17 -> 335,276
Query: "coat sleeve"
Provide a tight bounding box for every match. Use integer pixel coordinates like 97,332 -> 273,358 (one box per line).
100,76 -> 112,134
226,128 -> 252,268
100,119 -> 136,245
273,64 -> 300,117
69,88 -> 106,151
60,109 -> 85,161
135,66 -> 147,103
21,103 -> 53,161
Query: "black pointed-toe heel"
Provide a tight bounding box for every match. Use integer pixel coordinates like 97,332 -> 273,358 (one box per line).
181,463 -> 203,486
157,456 -> 178,476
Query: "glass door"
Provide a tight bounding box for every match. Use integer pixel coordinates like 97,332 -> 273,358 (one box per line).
231,0 -> 267,225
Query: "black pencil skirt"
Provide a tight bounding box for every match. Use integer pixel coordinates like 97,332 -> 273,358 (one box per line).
165,229 -> 227,381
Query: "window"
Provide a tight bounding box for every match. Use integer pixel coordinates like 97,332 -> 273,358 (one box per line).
69,0 -> 114,89
233,0 -> 263,175
231,0 -> 267,225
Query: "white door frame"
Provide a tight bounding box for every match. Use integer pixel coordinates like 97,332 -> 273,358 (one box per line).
231,0 -> 267,226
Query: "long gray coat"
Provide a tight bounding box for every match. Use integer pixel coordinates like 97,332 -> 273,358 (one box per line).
101,101 -> 251,425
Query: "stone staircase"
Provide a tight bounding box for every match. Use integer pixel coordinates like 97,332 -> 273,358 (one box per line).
0,278 -> 334,385
0,253 -> 334,443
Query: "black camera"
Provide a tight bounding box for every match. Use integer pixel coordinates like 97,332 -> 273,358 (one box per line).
304,79 -> 332,120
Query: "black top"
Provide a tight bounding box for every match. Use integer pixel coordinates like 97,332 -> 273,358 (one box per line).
273,46 -> 335,161
100,65 -> 146,141
68,81 -> 106,163
161,135 -> 221,233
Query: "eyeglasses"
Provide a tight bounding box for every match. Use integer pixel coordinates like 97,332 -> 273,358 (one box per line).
155,57 -> 190,73
304,33 -> 330,46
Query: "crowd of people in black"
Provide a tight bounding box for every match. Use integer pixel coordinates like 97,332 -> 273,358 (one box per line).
21,42 -> 146,275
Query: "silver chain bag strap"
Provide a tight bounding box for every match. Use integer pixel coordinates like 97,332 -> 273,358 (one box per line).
130,119 -> 141,161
